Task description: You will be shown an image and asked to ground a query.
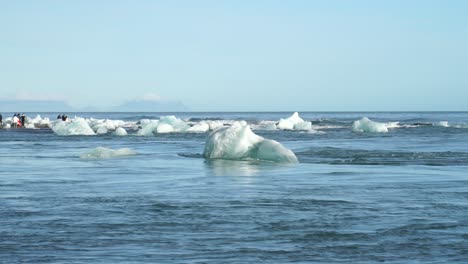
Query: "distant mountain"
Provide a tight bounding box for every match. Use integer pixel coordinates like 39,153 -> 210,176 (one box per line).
0,100 -> 74,112
112,100 -> 188,112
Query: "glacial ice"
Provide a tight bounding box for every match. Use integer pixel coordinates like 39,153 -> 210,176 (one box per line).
277,112 -> 312,130
253,121 -> 277,130
156,123 -> 175,133
187,122 -> 210,133
137,120 -> 159,136
136,116 -> 191,135
96,127 -> 108,135
114,127 -> 128,136
50,118 -> 96,136
203,121 -> 298,163
80,147 -> 136,159
352,117 -> 390,133
206,120 -> 225,131
28,115 -> 51,128
158,115 -> 190,132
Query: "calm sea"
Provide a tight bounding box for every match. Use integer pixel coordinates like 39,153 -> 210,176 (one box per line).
1,112 -> 467,263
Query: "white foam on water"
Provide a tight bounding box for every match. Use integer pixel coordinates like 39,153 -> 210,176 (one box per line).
277,112 -> 312,131
385,122 -> 400,129
203,121 -> 298,163
50,118 -> 96,136
352,117 -> 391,133
453,124 -> 468,128
436,121 -> 450,127
80,147 -> 136,159
433,121 -> 468,129
114,127 -> 128,136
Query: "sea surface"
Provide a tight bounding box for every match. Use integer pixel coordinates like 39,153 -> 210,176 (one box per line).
1,112 -> 467,263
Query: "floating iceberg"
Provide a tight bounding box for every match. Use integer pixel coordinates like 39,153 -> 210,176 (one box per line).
158,115 -> 190,133
137,120 -> 159,136
187,122 -> 210,133
114,127 -> 128,136
50,118 -> 96,136
96,127 -> 108,135
252,121 -> 277,131
206,120 -> 225,131
277,112 -> 312,130
352,117 -> 391,133
28,115 -> 51,128
203,121 -> 298,163
137,116 -> 190,135
156,123 -> 175,133
80,147 -> 136,159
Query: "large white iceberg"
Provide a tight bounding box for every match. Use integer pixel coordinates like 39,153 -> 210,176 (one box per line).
352,117 -> 395,133
50,118 -> 96,136
80,147 -> 136,159
203,121 -> 298,163
277,112 -> 312,130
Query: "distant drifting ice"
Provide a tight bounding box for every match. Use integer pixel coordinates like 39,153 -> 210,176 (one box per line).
80,147 -> 136,159
203,121 -> 298,163
352,117 -> 399,133
18,112 -> 461,137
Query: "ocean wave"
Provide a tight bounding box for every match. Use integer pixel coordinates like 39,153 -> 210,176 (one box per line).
296,147 -> 468,166
434,121 -> 468,129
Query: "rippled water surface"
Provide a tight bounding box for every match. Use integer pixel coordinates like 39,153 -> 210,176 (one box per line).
1,112 -> 467,263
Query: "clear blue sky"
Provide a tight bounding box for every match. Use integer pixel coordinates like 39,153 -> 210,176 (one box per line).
1,0 -> 467,111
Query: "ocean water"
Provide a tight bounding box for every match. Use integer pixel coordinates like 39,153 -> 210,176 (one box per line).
1,112 -> 467,263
